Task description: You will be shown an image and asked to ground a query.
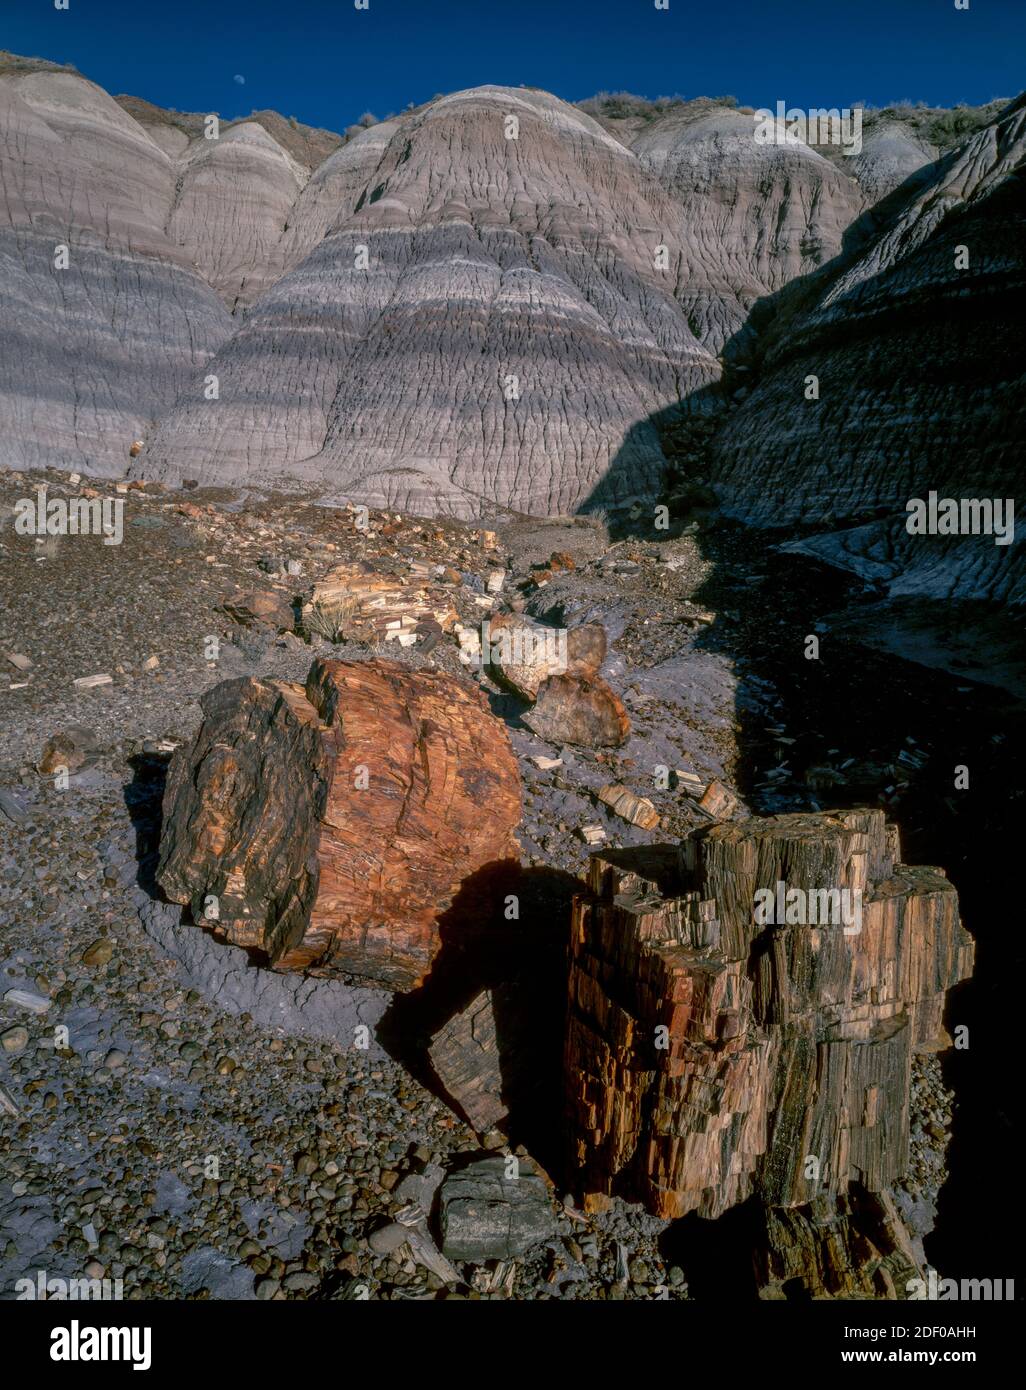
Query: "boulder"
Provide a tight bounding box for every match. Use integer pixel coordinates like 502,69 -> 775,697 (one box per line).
439,1156 -> 555,1262
486,612 -> 606,701
524,673 -> 630,748
157,658 -> 522,990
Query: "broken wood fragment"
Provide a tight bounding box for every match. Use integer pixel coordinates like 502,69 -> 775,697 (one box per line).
596,783 -> 660,830
524,673 -> 630,748
302,559 -> 458,644
428,988 -> 510,1133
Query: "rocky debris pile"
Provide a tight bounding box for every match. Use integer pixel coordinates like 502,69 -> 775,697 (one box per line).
478,607 -> 632,750
564,810 -> 973,1295
301,558 -> 460,647
157,658 -> 522,990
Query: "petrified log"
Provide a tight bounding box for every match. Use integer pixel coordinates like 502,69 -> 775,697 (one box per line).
756,1188 -> 923,1300
486,612 -> 606,701
565,810 -> 973,1220
157,658 -> 521,990
524,673 -> 630,748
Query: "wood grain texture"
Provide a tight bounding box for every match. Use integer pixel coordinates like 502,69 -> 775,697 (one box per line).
565,810 -> 974,1220
157,657 -> 522,990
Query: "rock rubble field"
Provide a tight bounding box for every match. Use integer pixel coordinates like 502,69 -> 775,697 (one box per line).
2,468 -> 1015,1299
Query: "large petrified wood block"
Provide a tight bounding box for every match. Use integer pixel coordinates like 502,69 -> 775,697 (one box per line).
157,658 -> 521,990
565,811 -> 973,1220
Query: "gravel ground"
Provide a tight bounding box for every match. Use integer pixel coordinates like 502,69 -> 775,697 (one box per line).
0,469 -> 983,1300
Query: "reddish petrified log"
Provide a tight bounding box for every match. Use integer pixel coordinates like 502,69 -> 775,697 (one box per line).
565,810 -> 973,1220
157,658 -> 522,990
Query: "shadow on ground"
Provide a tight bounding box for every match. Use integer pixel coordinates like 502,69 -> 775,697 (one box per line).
378,860 -> 579,1180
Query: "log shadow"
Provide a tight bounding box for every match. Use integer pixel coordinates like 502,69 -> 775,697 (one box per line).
378,860 -> 579,1179
123,750 -> 172,900
658,1200 -> 762,1300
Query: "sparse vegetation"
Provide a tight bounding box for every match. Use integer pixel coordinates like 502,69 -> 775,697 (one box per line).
577,91 -> 689,122
303,595 -> 357,643
0,51 -> 78,78
857,98 -> 1010,150
576,88 -> 1009,149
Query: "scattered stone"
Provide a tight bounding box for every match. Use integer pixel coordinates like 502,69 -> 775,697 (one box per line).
1,1025 -> 29,1054
81,938 -> 114,967
39,726 -> 99,775
72,674 -> 113,689
4,652 -> 32,671
440,1155 -> 556,1263
3,989 -> 51,1014
596,784 -> 660,831
368,1222 -> 409,1255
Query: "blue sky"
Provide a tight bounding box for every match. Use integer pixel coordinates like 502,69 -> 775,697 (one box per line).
5,0 -> 1023,132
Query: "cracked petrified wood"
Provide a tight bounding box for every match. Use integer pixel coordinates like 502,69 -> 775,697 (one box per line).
565,810 -> 974,1220
157,658 -> 521,990
756,1187 -> 923,1300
